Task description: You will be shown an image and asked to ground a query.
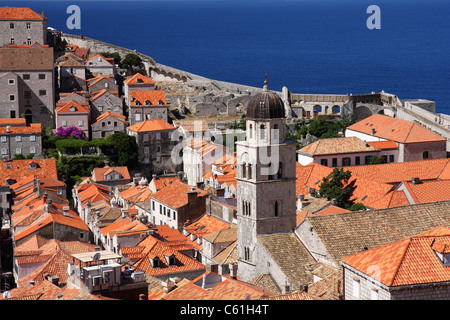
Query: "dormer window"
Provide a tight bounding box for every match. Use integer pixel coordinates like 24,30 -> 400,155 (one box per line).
432,240 -> 450,266
165,254 -> 176,266
29,163 -> 37,170
150,256 -> 160,268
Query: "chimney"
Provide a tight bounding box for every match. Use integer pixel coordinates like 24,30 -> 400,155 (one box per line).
299,283 -> 308,293
187,189 -> 198,204
371,128 -> 376,135
41,11 -> 45,18
412,177 -> 420,184
297,194 -> 304,211
62,206 -> 70,217
104,160 -> 110,167
307,187 -> 316,197
229,263 -> 238,279
152,174 -> 157,181
133,173 -> 141,186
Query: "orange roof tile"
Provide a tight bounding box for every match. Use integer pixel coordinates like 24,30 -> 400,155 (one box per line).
366,140 -> 398,150
150,176 -> 181,191
0,7 -> 45,20
124,73 -> 155,85
341,226 -> 450,287
92,112 -> 127,126
0,123 -> 40,134
129,90 -> 166,106
55,100 -> 90,114
92,165 -> 131,181
150,181 -> 208,209
343,158 -> 450,184
0,159 -> 58,185
402,179 -> 450,204
127,119 -> 175,133
346,114 -> 446,143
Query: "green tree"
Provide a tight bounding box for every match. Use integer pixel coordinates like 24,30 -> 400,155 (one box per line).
319,167 -> 357,209
122,53 -> 142,69
369,155 -> 386,165
100,52 -> 121,64
106,132 -> 138,168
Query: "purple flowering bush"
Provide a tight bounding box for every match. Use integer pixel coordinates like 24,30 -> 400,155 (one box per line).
54,126 -> 86,139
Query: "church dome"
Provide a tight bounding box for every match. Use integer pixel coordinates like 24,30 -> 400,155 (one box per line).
246,79 -> 285,120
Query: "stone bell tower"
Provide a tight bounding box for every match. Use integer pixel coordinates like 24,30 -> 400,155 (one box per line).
236,77 -> 297,279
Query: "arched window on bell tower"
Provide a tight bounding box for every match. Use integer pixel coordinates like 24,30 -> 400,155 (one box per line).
277,162 -> 283,179
249,124 -> 253,139
241,162 -> 246,179
247,164 -> 252,180
260,124 -> 266,140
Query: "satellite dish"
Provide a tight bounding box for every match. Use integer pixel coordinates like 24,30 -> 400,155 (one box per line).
92,252 -> 101,263
3,291 -> 11,299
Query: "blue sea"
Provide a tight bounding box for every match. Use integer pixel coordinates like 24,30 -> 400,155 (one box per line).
3,0 -> 450,114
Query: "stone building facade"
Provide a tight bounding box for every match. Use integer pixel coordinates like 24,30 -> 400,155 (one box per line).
0,46 -> 55,126
0,8 -> 47,46
0,122 -> 43,159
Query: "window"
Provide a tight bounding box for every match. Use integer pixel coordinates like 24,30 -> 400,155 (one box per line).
249,124 -> 253,139
27,23 -> 31,29
9,95 -> 15,102
143,133 -> 149,141
144,147 -> 149,154
9,23 -> 14,29
114,121 -> 117,127
23,74 -> 30,80
389,154 -> 394,163
244,247 -> 251,261
30,135 -> 36,142
167,210 -> 171,218
156,132 -> 161,140
93,276 -> 101,286
163,207 -> 166,216
241,162 -> 246,179
15,136 -> 21,142
423,151 -> 429,159
39,74 -> 46,80
355,156 -> 361,166
370,288 -> 378,300
10,38 -> 14,44
247,164 -> 252,179
27,38 -> 32,45
39,90 -> 46,96
1,149 -> 7,155
10,111 -> 16,118
15,148 -> 22,154
352,279 -> 360,298
1,136 -> 6,143
62,121 -> 67,127
152,201 -> 155,211
135,113 -> 141,122
173,211 -> 176,220
8,79 -> 15,85
274,201 -> 279,217
320,159 -> 328,166
260,124 -> 266,140
277,162 -> 282,179
332,158 -> 337,167
365,156 -> 372,165
342,157 -> 351,166
30,147 -> 36,154
78,120 -> 84,127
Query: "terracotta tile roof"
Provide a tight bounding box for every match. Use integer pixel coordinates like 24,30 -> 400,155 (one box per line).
183,214 -> 231,249
257,232 -> 316,288
92,112 -> 127,126
87,75 -> 116,87
90,88 -> 120,102
85,54 -> 113,66
402,179 -> 450,204
173,119 -> 210,132
76,182 -> 113,208
124,73 -> 155,85
128,233 -> 205,277
0,118 -> 26,125
299,137 -> 380,155
304,201 -> 450,267
150,180 -> 208,209
100,217 -> 148,237
213,240 -> 237,265
161,272 -> 273,300
150,176 -> 181,191
341,226 -> 450,287
0,7 -> 45,20
247,273 -> 281,295
343,158 -> 450,184
259,290 -> 316,300
119,184 -> 152,203
127,119 -> 175,133
92,165 -> 131,181
0,281 -> 92,300
129,90 -> 166,106
55,100 -> 90,114
0,123 -> 41,134
366,140 -> 398,150
346,114 -> 446,143
0,158 -> 58,185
